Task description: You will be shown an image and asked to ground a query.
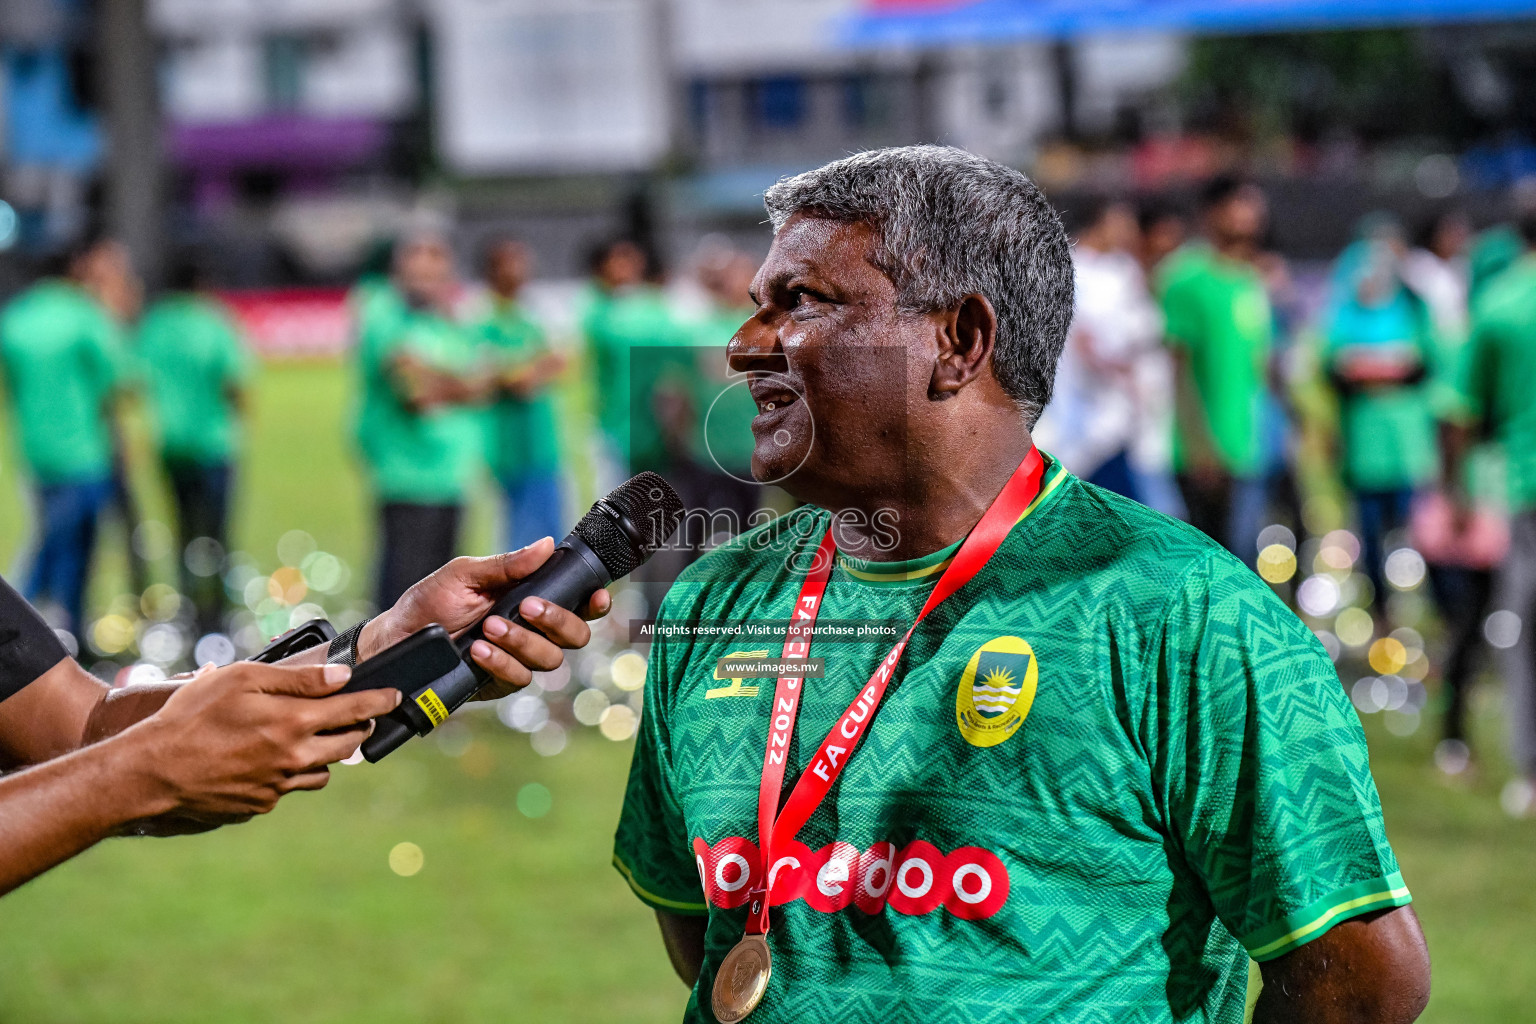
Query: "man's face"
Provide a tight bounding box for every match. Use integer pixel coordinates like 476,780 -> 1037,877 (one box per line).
598,243 -> 647,289
728,214 -> 933,506
1099,203 -> 1138,253
396,239 -> 455,307
1210,187 -> 1268,248
487,242 -> 530,297
74,241 -> 140,320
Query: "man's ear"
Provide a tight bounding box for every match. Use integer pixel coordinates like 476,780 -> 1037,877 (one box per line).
930,293 -> 997,399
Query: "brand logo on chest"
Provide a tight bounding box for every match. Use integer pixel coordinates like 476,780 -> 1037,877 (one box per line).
706,650 -> 768,699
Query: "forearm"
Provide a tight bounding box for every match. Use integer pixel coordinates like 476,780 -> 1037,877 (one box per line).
392,359 -> 491,409
82,682 -> 180,745
1439,420 -> 1473,503
656,910 -> 707,986
0,658 -> 108,768
0,731 -> 173,896
1171,350 -> 1219,464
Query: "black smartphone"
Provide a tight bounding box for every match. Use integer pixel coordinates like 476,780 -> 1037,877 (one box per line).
336,623 -> 461,697
248,618 -> 337,664
340,624 -> 477,763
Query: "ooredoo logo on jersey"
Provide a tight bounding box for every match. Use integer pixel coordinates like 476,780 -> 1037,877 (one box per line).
693,835 -> 1010,920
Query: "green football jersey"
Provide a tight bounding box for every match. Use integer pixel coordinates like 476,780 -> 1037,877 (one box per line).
614,458 -> 1408,1023
353,292 -> 484,504
1462,256 -> 1536,513
137,293 -> 253,466
0,280 -> 128,484
1157,244 -> 1273,477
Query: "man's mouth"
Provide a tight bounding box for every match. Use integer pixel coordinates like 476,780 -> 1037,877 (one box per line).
747,379 -> 801,420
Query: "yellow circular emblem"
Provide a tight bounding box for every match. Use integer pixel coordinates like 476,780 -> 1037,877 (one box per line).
955,635 -> 1038,747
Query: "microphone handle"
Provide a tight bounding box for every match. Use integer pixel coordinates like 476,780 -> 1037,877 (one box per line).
453,534 -> 616,687
358,535 -> 619,763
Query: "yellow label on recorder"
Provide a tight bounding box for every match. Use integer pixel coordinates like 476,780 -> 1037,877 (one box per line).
415,688 -> 449,728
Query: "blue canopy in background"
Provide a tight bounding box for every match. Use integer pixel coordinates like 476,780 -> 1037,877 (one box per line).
843,0 -> 1536,47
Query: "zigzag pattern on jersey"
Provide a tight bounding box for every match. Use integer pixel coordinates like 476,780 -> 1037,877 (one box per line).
689,900 -> 1251,1024
1156,555 -> 1401,938
615,474 -> 1403,1024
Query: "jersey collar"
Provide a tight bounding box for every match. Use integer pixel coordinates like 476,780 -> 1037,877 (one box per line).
831,454 -> 1069,586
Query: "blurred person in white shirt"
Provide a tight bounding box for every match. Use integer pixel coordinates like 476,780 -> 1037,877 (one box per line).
1401,209 -> 1471,344
1035,198 -> 1172,511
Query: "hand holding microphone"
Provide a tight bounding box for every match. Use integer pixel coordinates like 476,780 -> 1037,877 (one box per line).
346,473 -> 683,761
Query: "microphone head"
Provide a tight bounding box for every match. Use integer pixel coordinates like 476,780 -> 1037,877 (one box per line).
573,472 -> 683,578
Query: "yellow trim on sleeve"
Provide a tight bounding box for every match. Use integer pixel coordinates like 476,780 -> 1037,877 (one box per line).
1246,885 -> 1412,960
612,853 -> 709,914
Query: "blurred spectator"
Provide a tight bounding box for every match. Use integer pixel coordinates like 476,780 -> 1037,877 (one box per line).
1322,215 -> 1438,628
1467,180 -> 1536,305
1255,247 -> 1307,546
1446,210 -> 1536,809
1136,202 -> 1187,277
136,253 -> 253,635
673,242 -> 761,530
1400,208 -> 1499,770
475,238 -> 567,551
352,232 -> 488,608
1403,209 -> 1472,344
0,237 -> 133,638
80,242 -> 151,597
1036,199 -> 1162,505
580,238 -> 687,480
1158,176 -> 1274,563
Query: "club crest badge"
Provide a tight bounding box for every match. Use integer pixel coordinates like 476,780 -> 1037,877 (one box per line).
955,636 -> 1038,747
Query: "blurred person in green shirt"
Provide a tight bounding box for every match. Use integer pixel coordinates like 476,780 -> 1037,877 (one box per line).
580,238 -> 688,480
0,238 -> 133,637
1446,212 -> 1536,809
353,232 -> 490,608
672,243 -> 762,541
1322,216 -> 1439,628
136,253 -> 253,634
1158,177 -> 1274,563
1401,209 -> 1503,769
475,238 -> 567,551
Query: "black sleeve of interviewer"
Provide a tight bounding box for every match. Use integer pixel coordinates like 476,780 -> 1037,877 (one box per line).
0,575 -> 69,704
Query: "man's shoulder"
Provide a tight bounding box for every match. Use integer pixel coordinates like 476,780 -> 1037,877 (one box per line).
1474,262 -> 1536,331
1156,244 -> 1212,291
1021,475 -> 1235,601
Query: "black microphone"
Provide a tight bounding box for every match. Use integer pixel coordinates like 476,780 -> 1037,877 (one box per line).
359,472 -> 684,761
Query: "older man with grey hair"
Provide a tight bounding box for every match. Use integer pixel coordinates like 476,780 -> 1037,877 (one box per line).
612,145 -> 1428,1024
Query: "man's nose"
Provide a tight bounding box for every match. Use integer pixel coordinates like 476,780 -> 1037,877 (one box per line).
727,312 -> 788,375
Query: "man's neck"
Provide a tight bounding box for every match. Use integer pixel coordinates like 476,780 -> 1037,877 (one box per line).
1078,232 -> 1111,256
1213,237 -> 1257,264
828,432 -> 1035,563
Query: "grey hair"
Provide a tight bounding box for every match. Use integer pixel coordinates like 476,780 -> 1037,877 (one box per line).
763,145 -> 1074,424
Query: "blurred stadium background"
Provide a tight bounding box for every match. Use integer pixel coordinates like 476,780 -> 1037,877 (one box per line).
4,0 -> 1536,1020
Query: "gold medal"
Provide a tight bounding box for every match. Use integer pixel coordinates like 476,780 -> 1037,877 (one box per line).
711,934 -> 772,1023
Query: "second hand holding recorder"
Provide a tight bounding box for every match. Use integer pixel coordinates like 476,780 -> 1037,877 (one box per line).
340,472 -> 682,762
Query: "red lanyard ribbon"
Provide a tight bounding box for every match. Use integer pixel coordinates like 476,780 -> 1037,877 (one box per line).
744,447 -> 1046,935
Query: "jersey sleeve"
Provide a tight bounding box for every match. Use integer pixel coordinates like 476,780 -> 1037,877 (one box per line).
1148,551 -> 1409,962
1158,269 -> 1200,352
217,307 -> 255,388
0,574 -> 69,704
88,307 -> 132,391
1457,311 -> 1499,432
612,588 -> 709,916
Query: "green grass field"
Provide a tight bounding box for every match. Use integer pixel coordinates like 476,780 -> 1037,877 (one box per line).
1,362 -> 1534,1022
